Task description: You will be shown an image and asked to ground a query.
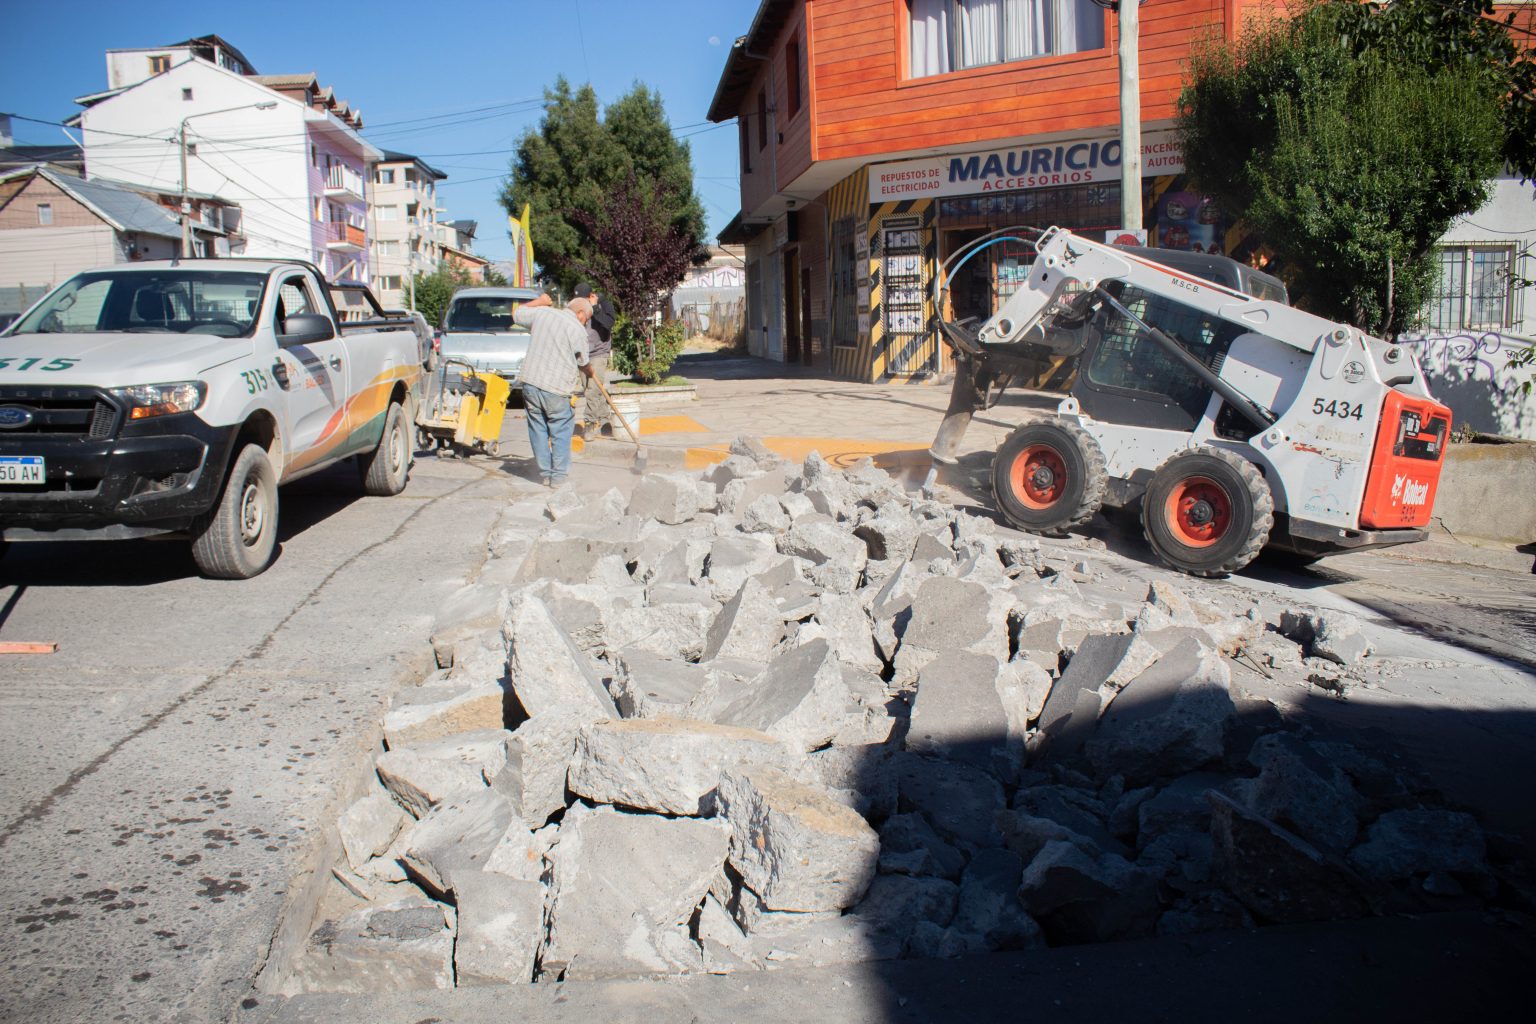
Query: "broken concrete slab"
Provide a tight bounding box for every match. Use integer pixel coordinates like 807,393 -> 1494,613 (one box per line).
717,766 -> 880,912
951,848 -> 1044,951
503,591 -> 617,722
1017,839 -> 1160,944
514,534 -> 630,586
877,812 -> 966,880
807,739 -> 899,823
295,894 -> 455,993
1085,638 -> 1235,785
430,583 -> 511,669
891,576 -> 1013,686
812,591 -> 883,675
337,786 -> 409,872
400,787 -> 521,896
540,803 -> 727,979
907,652 -> 1020,781
627,472 -> 706,525
1348,808 -> 1488,882
604,601 -> 714,663
1234,733 -> 1362,853
713,638 -> 851,753
610,650 -> 713,720
382,685 -> 506,751
896,753 -> 1006,848
740,492 -> 791,535
1208,791 -> 1371,924
700,577 -> 786,663
451,871 -> 544,986
568,717 -> 796,816
491,708 -> 588,826
374,729 -> 507,819
703,533 -> 782,602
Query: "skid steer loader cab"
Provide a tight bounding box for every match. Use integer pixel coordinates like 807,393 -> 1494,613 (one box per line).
931,227 -> 1452,577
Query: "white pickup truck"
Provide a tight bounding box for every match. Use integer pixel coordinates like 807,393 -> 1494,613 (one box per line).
0,259 -> 421,578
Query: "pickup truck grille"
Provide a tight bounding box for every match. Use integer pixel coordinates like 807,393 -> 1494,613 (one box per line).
0,386 -> 121,439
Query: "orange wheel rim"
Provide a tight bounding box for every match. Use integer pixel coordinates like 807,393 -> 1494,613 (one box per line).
1010,444 -> 1068,510
1166,475 -> 1231,547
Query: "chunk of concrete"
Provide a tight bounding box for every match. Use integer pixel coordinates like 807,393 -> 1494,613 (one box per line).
540,803 -> 728,979
401,788 -> 521,896
569,717 -> 796,816
1086,639 -> 1235,785
609,650 -> 713,719
813,591 -> 883,675
605,601 -> 714,662
452,871 -> 545,985
877,813 -> 966,880
907,652 -> 1020,781
951,848 -> 1044,951
296,894 -> 455,993
718,767 -> 881,912
714,638 -> 850,753
701,577 -> 786,663
1208,791 -> 1370,924
807,740 -> 899,822
337,787 -> 409,872
382,685 -> 506,750
1234,733 -> 1361,852
891,576 -> 1013,686
503,592 -> 617,722
1347,808 -> 1487,882
1017,839 -> 1159,944
704,534 -> 782,602
491,708 -> 588,826
896,753 -> 1006,848
780,512 -> 868,568
515,535 -> 629,586
627,472 -> 705,525
375,730 -> 507,819
741,492 -> 792,535
430,583 -> 511,668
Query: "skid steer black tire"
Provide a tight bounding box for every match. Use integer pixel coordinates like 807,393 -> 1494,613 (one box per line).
360,401 -> 411,496
1142,448 -> 1273,578
991,420 -> 1107,536
190,444 -> 279,580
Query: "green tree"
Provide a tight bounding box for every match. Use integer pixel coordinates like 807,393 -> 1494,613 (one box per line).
410,263 -> 472,328
1178,0 -> 1515,335
500,77 -> 706,297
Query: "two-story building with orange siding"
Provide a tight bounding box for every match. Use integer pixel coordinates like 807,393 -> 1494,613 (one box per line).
708,0 -> 1536,392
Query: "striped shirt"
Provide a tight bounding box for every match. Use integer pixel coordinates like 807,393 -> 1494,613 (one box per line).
514,305 -> 590,395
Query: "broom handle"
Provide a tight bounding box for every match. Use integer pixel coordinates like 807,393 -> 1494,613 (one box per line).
591,373 -> 641,447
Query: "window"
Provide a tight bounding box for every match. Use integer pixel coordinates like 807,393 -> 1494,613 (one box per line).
377,240 -> 399,257
378,275 -> 402,292
740,119 -> 753,173
1424,244 -> 1519,331
313,198 -> 323,221
757,89 -> 768,150
182,88 -> 194,101
377,168 -> 395,185
148,55 -> 170,75
376,206 -> 400,222
311,144 -> 318,168
830,217 -> 858,347
909,0 -> 1106,78
36,203 -> 52,225
787,32 -> 804,118
275,277 -> 315,332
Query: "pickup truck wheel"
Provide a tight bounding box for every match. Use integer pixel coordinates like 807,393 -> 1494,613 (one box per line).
991,420 -> 1107,536
361,401 -> 411,496
1142,449 -> 1274,578
191,444 -> 278,580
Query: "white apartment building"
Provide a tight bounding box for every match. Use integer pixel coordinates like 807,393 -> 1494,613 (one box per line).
74,43 -> 380,283
369,151 -> 447,309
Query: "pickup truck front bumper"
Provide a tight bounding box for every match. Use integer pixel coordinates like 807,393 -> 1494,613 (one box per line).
0,412 -> 238,536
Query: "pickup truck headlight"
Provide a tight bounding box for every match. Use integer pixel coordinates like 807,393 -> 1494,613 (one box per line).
110,381 -> 208,420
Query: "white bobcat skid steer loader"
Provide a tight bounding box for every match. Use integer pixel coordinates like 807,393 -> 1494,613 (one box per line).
929,227 -> 1451,577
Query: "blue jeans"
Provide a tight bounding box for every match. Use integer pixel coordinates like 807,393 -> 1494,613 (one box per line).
522,383 -> 574,482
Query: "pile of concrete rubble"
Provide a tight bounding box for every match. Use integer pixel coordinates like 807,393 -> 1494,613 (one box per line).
291,440 -> 1510,991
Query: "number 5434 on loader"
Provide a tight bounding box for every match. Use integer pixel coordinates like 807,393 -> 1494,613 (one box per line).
927,227 -> 1451,577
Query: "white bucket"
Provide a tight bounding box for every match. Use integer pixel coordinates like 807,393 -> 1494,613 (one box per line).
609,396 -> 641,437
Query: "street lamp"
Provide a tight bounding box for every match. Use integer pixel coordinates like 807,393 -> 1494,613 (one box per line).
179,100 -> 277,257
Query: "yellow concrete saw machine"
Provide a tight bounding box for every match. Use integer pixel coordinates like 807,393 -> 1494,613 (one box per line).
415,358 -> 511,457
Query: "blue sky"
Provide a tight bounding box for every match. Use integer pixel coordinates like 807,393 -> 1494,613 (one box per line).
0,0 -> 759,262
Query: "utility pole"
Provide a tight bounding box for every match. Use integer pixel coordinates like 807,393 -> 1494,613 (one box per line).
1118,0 -> 1143,237
177,101 -> 277,259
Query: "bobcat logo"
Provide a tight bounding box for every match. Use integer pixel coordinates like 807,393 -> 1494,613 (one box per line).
1062,242 -> 1085,266
1391,474 -> 1429,507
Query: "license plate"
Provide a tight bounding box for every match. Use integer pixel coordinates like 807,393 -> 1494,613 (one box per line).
0,456 -> 45,485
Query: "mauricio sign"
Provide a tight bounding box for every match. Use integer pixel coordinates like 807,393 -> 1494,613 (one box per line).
869,130 -> 1184,202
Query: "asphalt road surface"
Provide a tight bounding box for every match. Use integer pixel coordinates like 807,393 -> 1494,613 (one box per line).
0,454 -> 522,1024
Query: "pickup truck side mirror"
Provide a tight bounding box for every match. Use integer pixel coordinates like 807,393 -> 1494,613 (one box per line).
279,313 -> 336,346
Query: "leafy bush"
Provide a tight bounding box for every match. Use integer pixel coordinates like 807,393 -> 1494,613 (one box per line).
610,315 -> 686,385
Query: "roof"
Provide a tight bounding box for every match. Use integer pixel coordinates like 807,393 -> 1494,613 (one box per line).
250,72 -> 318,89
0,144 -> 84,168
380,150 -> 448,180
0,167 -> 183,240
169,35 -> 259,74
707,0 -> 798,122
450,219 -> 478,237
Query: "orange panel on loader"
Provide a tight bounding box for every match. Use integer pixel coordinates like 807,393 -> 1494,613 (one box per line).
1360,390 -> 1452,529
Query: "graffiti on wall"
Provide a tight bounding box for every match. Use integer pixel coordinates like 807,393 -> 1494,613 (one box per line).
1397,330 -> 1536,440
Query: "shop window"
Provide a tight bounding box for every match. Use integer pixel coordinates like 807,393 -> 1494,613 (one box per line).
1424,244 -> 1519,331
830,217 -> 858,348
909,0 -> 1106,78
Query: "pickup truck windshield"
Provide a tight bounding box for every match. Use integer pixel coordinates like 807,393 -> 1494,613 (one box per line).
445,297 -> 527,333
10,270 -> 269,338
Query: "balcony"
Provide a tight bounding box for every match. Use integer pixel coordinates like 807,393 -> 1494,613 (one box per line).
324,164 -> 366,202
324,222 -> 366,251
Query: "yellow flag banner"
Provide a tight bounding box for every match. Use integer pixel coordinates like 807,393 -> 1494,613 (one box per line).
507,204 -> 536,287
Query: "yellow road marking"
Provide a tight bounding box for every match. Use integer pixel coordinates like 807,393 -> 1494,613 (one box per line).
683,437 -> 929,471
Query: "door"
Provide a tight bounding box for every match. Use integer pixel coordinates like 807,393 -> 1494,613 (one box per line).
783,248 -> 801,363
270,273 -> 350,475
800,265 -> 814,367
